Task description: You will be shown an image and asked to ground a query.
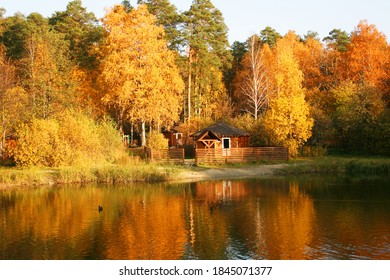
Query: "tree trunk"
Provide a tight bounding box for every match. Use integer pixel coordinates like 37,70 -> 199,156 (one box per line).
141,120 -> 146,147
187,47 -> 192,122
130,122 -> 134,147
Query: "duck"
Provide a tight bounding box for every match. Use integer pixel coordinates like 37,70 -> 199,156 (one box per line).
98,205 -> 103,212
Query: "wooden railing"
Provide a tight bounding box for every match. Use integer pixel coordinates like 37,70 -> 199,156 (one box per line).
195,147 -> 288,165
145,148 -> 185,164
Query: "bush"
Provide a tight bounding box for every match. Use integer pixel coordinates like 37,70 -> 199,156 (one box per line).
12,111 -> 127,167
300,145 -> 327,157
147,131 -> 168,150
13,118 -> 68,167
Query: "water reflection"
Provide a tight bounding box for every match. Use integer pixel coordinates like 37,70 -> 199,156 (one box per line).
1,176 -> 389,260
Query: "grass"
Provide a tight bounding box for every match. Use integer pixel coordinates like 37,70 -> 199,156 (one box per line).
277,156 -> 390,176
0,162 -> 181,189
1,155 -> 389,189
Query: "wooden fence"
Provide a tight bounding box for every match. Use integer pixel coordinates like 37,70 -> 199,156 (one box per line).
195,147 -> 288,165
145,148 -> 185,164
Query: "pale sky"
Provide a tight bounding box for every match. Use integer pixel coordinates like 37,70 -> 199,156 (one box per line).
1,0 -> 389,43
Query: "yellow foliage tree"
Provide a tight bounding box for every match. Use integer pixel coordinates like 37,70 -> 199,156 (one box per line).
263,36 -> 313,157
99,4 -> 184,146
0,47 -> 28,156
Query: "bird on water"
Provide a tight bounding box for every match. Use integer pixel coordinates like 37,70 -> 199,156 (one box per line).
98,205 -> 103,212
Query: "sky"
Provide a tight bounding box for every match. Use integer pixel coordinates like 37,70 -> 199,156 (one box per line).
1,0 -> 389,44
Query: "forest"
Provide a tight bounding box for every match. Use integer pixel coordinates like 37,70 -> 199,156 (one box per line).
0,0 -> 389,168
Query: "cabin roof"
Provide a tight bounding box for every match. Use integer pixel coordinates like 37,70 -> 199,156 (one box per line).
191,122 -> 249,139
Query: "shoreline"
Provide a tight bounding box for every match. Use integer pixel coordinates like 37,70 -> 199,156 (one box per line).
173,163 -> 290,182
1,157 -> 389,189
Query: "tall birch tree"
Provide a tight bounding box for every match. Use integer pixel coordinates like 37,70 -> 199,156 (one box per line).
234,35 -> 273,119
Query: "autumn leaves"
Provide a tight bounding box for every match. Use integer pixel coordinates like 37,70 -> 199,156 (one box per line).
1,0 -> 390,168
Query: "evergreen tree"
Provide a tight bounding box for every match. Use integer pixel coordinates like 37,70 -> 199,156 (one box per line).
122,1 -> 134,12
182,0 -> 232,121
323,29 -> 350,52
21,13 -> 74,119
49,0 -> 104,69
0,12 -> 29,60
138,0 -> 182,50
260,26 -> 281,48
226,40 -> 248,102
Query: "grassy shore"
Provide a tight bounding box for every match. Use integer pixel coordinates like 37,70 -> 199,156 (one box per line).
0,163 -> 180,189
277,156 -> 390,176
1,156 -> 389,188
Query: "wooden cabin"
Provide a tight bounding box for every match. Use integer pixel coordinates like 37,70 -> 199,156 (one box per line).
191,122 -> 250,149
163,129 -> 183,148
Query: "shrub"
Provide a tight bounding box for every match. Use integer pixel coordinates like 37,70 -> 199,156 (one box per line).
13,118 -> 68,167
12,111 -> 127,167
300,145 -> 328,157
147,131 -> 168,150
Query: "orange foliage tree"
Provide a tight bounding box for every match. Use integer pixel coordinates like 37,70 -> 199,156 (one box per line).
343,21 -> 390,91
99,4 -> 184,146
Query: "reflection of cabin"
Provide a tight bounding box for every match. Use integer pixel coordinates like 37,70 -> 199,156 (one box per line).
191,122 -> 250,149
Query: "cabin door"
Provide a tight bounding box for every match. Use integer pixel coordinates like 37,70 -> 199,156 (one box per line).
222,138 -> 231,156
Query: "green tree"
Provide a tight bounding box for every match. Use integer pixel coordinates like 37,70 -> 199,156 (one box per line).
49,0 -> 104,69
323,29 -> 350,52
182,0 -> 232,121
260,26 -> 281,48
226,40 -> 247,102
138,0 -> 182,50
331,81 -> 386,153
20,13 -> 74,119
121,1 -> 134,12
100,5 -> 184,146
303,30 -> 320,42
0,12 -> 29,60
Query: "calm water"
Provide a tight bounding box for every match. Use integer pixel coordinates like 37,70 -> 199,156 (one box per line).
1,176 -> 389,260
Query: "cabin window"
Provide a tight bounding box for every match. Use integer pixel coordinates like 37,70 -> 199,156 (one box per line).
222,138 -> 231,149
175,133 -> 182,140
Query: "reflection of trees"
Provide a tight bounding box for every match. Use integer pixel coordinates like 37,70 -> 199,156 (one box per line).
184,181 -> 241,259
103,188 -> 187,259
1,178 -> 388,260
0,185 -> 188,259
221,179 -> 316,259
1,186 -> 106,259
261,181 -> 316,259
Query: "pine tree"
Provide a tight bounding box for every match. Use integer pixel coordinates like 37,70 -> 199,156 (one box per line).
20,13 -> 73,119
182,0 -> 232,121
137,0 -> 182,50
49,0 -> 104,69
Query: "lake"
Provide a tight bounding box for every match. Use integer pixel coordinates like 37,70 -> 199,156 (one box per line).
1,175 -> 389,260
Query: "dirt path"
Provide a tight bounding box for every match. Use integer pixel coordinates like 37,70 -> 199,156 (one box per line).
175,164 -> 289,182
